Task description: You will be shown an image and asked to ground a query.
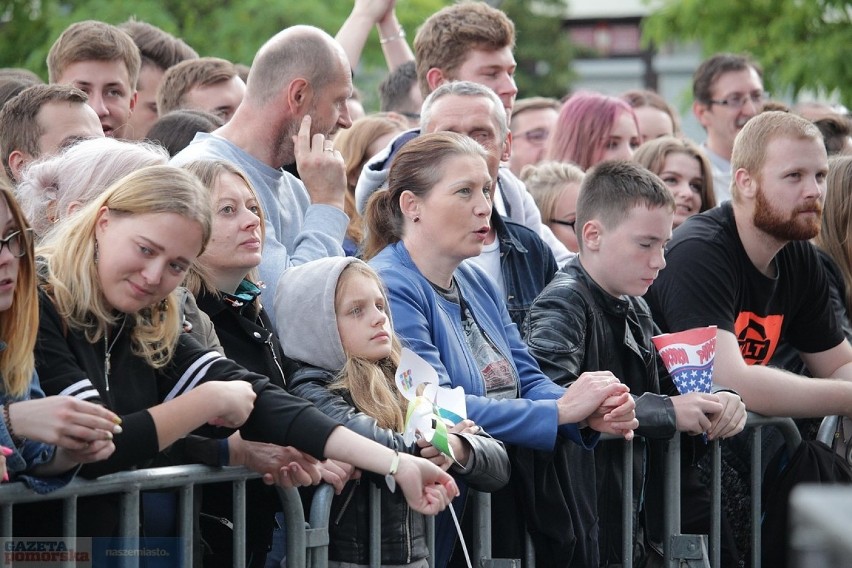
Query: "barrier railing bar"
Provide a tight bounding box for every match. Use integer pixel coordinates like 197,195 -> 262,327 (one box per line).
279,485 -> 307,568
472,489 -> 489,565
233,478 -> 247,568
120,489 -> 140,568
178,484 -> 194,567
663,432 -> 680,567
710,438 -> 721,568
305,484 -> 333,568
369,481 -> 381,568
622,438 -> 633,568
750,426 -> 761,568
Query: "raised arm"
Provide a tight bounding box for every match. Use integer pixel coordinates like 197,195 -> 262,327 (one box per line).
335,0 -> 414,72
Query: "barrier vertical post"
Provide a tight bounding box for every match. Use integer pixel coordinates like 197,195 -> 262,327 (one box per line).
178,485 -> 194,567
369,482 -> 381,568
119,490 -> 140,568
710,439 -> 721,568
233,478 -> 247,568
750,426 -> 761,568
622,438 -> 633,568
663,433 -> 681,568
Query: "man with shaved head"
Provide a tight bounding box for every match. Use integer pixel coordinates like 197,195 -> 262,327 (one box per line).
172,25 -> 353,330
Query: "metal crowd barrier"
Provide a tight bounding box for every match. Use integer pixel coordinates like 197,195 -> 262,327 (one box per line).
0,464 -> 296,568
0,412 -> 835,568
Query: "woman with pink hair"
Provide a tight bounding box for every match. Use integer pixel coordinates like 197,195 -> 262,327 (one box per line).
546,91 -> 640,171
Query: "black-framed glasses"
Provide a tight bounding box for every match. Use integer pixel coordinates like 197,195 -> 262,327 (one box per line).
0,229 -> 33,258
551,219 -> 576,232
516,127 -> 550,145
708,91 -> 770,109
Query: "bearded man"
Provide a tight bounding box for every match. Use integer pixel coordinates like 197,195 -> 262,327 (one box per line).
647,110 -> 852,421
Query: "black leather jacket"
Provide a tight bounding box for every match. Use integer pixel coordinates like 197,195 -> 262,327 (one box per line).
289,365 -> 510,565
525,258 -> 678,565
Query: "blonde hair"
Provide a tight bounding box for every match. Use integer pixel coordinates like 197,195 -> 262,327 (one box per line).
815,156 -> 852,316
521,160 -> 585,225
731,111 -> 822,202
181,159 -> 265,296
329,263 -> 407,431
37,165 -> 212,368
0,183 -> 37,397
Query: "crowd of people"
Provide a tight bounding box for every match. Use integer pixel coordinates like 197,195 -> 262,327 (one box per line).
0,0 -> 850,567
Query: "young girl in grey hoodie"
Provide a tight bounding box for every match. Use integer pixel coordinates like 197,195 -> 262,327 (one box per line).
275,257 -> 509,568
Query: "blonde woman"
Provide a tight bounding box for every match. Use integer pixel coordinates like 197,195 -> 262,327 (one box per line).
18,165 -> 456,538
1,181 -> 118,492
522,160 -> 585,253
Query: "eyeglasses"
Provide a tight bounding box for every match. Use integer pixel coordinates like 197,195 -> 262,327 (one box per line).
516,127 -> 550,145
551,219 -> 576,232
708,91 -> 770,109
0,229 -> 33,258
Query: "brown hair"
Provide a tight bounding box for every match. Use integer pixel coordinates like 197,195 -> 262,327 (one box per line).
47,20 -> 141,88
510,97 -> 559,126
633,136 -> 716,213
730,111 -> 822,202
0,181 -> 37,397
576,161 -> 674,251
620,89 -> 681,136
414,1 -> 515,99
692,53 -> 762,105
119,18 -> 198,71
814,116 -> 852,156
334,115 -> 407,249
0,84 -> 88,180
146,109 -> 224,157
814,156 -> 852,316
157,57 -> 239,116
330,262 -> 407,430
363,132 -> 488,260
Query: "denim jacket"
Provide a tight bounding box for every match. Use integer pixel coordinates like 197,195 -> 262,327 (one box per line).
1,359 -> 74,494
495,214 -> 558,332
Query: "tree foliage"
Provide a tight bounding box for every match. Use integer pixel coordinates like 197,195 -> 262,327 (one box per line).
642,0 -> 852,107
0,0 -> 575,106
499,0 -> 576,99
0,1 -> 444,77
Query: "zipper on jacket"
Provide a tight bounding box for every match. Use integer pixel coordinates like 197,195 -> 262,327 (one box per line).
404,502 -> 412,563
258,319 -> 287,385
333,479 -> 359,525
265,334 -> 287,385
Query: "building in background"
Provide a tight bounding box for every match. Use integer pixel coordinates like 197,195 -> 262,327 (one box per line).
561,0 -> 705,142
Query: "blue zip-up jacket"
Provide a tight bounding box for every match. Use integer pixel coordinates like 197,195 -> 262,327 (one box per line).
370,242 -> 595,451
370,242 -> 596,567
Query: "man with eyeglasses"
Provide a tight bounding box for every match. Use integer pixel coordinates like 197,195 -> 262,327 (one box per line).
508,97 -> 560,177
692,53 -> 767,203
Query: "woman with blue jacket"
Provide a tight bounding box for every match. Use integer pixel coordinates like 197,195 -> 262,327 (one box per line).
363,132 -> 638,565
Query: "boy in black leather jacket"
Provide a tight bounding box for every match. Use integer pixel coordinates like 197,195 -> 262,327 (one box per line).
525,161 -> 746,566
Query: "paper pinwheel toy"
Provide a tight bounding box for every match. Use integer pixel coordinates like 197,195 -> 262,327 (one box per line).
395,348 -> 467,461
